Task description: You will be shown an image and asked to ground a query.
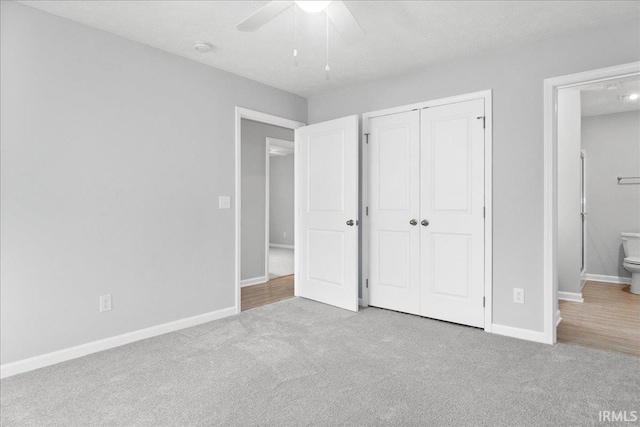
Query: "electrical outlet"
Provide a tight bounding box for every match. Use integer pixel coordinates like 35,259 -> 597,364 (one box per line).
283,232 -> 287,238
513,288 -> 524,304
100,294 -> 112,312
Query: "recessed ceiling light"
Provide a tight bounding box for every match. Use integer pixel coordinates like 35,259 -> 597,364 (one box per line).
605,83 -> 619,90
295,1 -> 332,14
630,93 -> 639,101
194,42 -> 212,53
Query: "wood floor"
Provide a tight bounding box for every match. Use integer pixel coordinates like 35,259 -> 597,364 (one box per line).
241,274 -> 295,311
558,281 -> 640,357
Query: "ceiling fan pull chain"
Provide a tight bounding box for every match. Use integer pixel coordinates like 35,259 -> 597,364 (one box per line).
325,11 -> 330,80
293,4 -> 298,67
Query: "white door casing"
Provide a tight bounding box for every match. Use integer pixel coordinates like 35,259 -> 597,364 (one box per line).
296,115 -> 359,312
419,99 -> 485,327
368,110 -> 421,314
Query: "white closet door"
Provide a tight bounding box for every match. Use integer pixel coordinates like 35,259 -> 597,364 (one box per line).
368,110 -> 421,314
419,99 -> 485,327
296,115 -> 359,312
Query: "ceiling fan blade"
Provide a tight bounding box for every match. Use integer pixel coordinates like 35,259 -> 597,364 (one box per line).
237,1 -> 294,32
327,1 -> 365,45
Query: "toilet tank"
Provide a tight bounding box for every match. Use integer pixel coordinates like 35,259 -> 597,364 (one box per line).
622,232 -> 640,258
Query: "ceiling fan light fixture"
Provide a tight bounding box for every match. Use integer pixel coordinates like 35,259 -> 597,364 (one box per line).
295,1 -> 332,14
618,93 -> 639,102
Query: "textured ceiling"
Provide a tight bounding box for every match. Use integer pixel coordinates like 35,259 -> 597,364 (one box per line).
581,75 -> 640,117
18,1 -> 640,98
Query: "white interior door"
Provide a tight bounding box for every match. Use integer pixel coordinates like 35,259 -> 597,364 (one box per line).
296,115 -> 359,312
420,99 -> 485,327
368,110 -> 421,314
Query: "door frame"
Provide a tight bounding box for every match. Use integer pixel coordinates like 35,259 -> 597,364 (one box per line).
361,90 -> 493,331
235,107 -> 305,314
580,149 -> 586,280
542,61 -> 640,344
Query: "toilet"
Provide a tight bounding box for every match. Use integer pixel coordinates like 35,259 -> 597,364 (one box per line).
622,232 -> 640,295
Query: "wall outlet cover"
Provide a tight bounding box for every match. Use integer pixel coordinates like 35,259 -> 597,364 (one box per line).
100,294 -> 112,312
513,288 -> 525,304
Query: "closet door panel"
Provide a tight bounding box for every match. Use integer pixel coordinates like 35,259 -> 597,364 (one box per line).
368,110 -> 420,314
420,99 -> 485,328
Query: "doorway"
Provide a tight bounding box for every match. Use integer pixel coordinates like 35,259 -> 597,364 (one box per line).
555,75 -> 640,356
235,108 -> 305,313
544,61 -> 640,349
235,109 -> 360,314
267,138 -> 295,281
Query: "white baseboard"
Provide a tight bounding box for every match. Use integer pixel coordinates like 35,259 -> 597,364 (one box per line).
491,323 -> 550,344
241,276 -> 268,287
556,309 -> 562,327
584,274 -> 631,285
558,291 -> 584,303
0,306 -> 236,379
269,243 -> 294,249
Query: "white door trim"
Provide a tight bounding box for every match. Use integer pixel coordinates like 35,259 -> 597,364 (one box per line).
235,107 -> 305,314
543,62 -> 640,344
580,149 -> 587,280
361,90 -> 493,331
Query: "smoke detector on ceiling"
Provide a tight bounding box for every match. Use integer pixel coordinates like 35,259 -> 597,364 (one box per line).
194,42 -> 212,53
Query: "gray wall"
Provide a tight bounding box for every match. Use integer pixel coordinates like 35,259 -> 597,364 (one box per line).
241,120 -> 294,280
0,2 -> 306,365
557,89 -> 583,294
270,154 -> 295,247
307,19 -> 640,332
582,111 -> 640,279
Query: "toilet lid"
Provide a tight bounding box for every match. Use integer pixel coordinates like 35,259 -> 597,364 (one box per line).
625,256 -> 640,265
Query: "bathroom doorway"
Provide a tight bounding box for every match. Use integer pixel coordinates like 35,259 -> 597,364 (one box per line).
550,66 -> 640,356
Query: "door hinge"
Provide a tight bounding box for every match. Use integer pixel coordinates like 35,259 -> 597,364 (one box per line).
366,279 -> 369,288
483,296 -> 485,307
366,206 -> 369,216
483,206 -> 485,218
364,133 -> 370,144
477,116 -> 485,129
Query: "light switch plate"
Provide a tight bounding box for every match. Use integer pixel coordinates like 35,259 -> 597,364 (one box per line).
219,196 -> 231,209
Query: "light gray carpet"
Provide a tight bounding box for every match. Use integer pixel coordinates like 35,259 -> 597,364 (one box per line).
268,247 -> 294,278
2,298 -> 639,426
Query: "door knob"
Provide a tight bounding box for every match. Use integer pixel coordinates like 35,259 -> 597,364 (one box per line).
410,219 -> 418,226
346,219 -> 355,226
421,219 -> 429,227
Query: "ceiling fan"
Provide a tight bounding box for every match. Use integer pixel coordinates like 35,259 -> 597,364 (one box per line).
237,1 -> 365,45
